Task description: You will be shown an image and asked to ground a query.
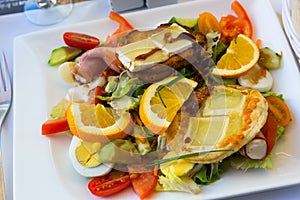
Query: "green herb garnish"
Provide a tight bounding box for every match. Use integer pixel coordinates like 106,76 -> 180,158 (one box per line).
146,149 -> 233,167
157,72 -> 195,108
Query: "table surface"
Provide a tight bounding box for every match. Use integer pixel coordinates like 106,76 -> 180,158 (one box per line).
1,0 -> 300,199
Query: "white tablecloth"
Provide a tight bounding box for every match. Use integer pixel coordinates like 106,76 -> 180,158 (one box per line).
0,0 -> 299,199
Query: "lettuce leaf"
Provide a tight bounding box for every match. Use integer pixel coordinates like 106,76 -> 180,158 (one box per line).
98,73 -> 143,101
193,163 -> 223,185
262,91 -> 284,100
156,171 -> 201,194
229,153 -> 273,171
49,99 -> 69,119
206,32 -> 221,56
276,125 -> 285,140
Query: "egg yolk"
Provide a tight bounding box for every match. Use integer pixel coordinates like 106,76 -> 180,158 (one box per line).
75,141 -> 102,168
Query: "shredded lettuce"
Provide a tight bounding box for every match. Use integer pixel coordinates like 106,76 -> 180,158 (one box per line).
206,32 -> 220,55
229,153 -> 273,171
193,163 -> 223,185
277,125 -> 285,140
105,76 -> 119,93
49,99 -> 69,119
156,171 -> 201,194
108,95 -> 138,110
98,73 -> 143,101
207,33 -> 227,63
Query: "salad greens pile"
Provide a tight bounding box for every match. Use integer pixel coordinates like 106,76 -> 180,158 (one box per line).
42,1 -> 291,199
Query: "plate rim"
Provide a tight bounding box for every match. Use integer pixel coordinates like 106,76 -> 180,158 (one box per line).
13,0 -> 300,199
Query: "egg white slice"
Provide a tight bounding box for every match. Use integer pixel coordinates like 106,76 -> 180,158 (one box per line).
238,64 -> 273,92
69,136 -> 113,177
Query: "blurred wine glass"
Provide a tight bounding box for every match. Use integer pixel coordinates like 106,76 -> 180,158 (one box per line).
282,0 -> 300,60
24,0 -> 73,25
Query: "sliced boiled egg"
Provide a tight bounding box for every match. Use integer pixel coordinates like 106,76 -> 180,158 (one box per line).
238,64 -> 273,92
58,61 -> 77,84
69,136 -> 113,177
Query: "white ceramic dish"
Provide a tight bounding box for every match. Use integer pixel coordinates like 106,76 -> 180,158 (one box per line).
13,0 -> 300,199
282,0 -> 300,59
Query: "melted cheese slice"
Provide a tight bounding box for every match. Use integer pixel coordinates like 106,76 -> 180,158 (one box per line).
116,24 -> 193,72
202,86 -> 247,116
188,116 -> 230,147
166,85 -> 268,163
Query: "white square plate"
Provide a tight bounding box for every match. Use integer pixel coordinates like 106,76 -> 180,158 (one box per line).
13,0 -> 300,199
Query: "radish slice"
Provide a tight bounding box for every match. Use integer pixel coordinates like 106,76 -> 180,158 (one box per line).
239,131 -> 268,160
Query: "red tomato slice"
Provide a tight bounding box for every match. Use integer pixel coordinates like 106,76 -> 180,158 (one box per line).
130,172 -> 158,199
94,86 -> 105,105
231,0 -> 250,20
88,170 -> 131,197
261,113 -> 278,156
41,117 -> 69,135
63,32 -> 100,50
219,1 -> 253,42
88,86 -> 105,105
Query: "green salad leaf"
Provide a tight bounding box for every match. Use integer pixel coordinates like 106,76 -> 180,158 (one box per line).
262,91 -> 284,100
49,99 -> 69,119
97,73 -> 143,101
229,153 -> 273,171
156,171 -> 201,194
193,163 -> 224,185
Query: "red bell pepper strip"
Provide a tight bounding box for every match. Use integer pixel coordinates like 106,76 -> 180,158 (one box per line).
105,11 -> 135,46
219,0 -> 253,43
109,11 -> 134,36
41,117 -> 69,135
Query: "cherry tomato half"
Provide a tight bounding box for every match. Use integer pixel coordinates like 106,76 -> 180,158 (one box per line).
88,170 -> 131,197
63,32 -> 100,50
198,12 -> 221,35
266,96 -> 291,127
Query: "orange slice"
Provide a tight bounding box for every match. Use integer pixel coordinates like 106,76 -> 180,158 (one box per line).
139,76 -> 197,135
212,34 -> 259,78
66,102 -> 133,142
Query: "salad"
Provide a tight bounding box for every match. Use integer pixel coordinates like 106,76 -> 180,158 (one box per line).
41,1 -> 291,199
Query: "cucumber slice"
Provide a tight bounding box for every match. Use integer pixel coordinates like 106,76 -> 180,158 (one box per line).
168,17 -> 198,29
258,47 -> 282,70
